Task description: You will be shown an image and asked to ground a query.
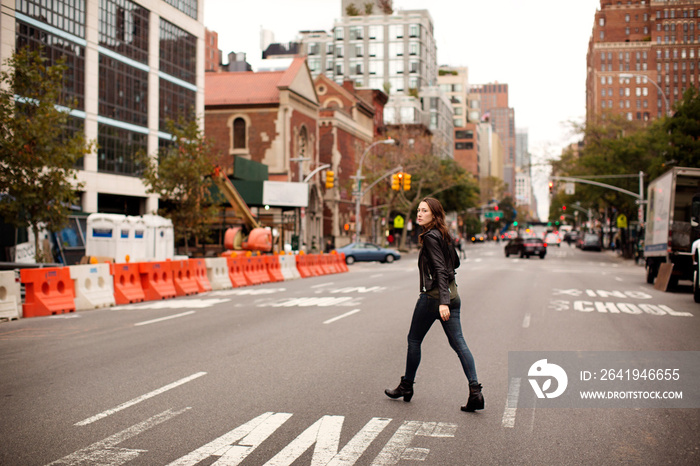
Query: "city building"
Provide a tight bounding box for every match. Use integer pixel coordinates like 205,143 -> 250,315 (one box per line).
586,0 -> 700,122
314,75 -> 385,246
514,128 -> 534,212
1,0 -> 205,216
204,57 -> 324,251
205,28 -> 221,72
439,66 -> 479,176
471,82 -> 516,196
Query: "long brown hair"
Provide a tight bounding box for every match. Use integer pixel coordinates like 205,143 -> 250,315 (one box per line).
418,197 -> 451,244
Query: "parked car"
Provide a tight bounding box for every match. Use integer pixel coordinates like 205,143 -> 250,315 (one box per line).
335,242 -> 401,264
471,233 -> 486,243
504,237 -> 547,259
544,232 -> 562,247
580,233 -> 603,251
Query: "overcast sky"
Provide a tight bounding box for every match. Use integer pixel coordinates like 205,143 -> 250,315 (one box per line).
203,0 -> 601,220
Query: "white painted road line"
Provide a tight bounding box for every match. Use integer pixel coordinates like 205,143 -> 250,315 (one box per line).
324,309 -> 361,324
311,282 -> 334,288
75,372 -> 207,426
52,408 -> 190,465
134,311 -> 196,326
502,377 -> 521,428
522,313 -> 531,328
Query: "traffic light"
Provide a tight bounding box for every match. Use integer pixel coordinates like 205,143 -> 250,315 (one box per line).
562,205 -> 566,211
548,181 -> 554,194
391,173 -> 400,191
325,170 -> 334,189
513,221 -> 518,226
403,173 -> 411,190
494,205 -> 499,211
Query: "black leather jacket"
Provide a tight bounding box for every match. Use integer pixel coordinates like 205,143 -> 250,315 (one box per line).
419,229 -> 459,305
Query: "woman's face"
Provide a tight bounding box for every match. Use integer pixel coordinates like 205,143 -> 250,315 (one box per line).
417,201 -> 433,226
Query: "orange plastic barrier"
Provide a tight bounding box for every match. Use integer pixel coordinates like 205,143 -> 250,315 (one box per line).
111,263 -> 145,304
308,254 -> 324,276
190,258 -> 212,293
265,255 -> 285,282
20,267 -> 75,317
295,254 -> 312,278
138,261 -> 177,301
325,254 -> 341,274
243,256 -> 271,285
172,259 -> 199,296
337,253 -> 350,273
226,255 -> 251,288
319,254 -> 335,275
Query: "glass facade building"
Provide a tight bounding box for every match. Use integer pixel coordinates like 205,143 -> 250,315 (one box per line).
3,0 -> 204,214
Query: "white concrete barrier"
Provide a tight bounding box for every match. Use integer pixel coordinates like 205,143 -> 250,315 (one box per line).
0,270 -> 21,320
279,255 -> 301,280
69,263 -> 116,311
205,257 -> 233,290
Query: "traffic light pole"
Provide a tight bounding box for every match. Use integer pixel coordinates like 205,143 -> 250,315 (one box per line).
550,171 -> 646,226
352,139 -> 398,241
352,165 -> 403,242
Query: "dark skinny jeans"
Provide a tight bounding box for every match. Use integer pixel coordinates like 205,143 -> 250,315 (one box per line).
404,294 -> 478,385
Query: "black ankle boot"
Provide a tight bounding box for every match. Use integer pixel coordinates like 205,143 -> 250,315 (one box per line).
461,383 -> 484,412
385,376 -> 414,402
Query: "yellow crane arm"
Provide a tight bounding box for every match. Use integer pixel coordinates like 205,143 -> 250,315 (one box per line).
212,167 -> 260,229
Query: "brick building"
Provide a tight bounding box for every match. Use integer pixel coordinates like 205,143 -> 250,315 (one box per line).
470,83 -> 516,196
314,75 -> 386,246
205,57 -> 325,251
587,0 -> 700,122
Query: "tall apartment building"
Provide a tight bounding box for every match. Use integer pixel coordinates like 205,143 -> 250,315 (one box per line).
515,128 -> 536,217
471,82 -> 516,195
438,66 -> 478,175
293,6 -> 455,157
586,0 -> 700,122
1,0 -> 205,215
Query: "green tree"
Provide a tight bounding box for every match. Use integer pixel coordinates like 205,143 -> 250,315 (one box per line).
139,114 -> 219,255
366,127 -> 478,249
658,86 -> 700,172
0,47 -> 93,262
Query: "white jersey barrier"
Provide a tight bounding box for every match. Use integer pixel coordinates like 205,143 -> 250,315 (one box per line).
0,270 -> 21,320
278,255 -> 301,280
204,257 -> 233,290
69,263 -> 116,311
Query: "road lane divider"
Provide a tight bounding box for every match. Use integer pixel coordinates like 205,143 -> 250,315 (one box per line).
134,310 -> 196,326
324,309 -> 361,324
20,267 -> 75,317
69,263 -> 116,311
204,257 -> 233,290
0,270 -> 21,320
502,377 -> 521,428
6,253 -> 346,320
74,372 -> 207,426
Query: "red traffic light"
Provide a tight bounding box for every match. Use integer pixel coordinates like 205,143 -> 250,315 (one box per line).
562,205 -> 566,211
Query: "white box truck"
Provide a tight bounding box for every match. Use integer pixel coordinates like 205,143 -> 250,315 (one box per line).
644,167 -> 700,288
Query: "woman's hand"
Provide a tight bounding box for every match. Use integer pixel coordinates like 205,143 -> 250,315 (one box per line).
439,304 -> 450,321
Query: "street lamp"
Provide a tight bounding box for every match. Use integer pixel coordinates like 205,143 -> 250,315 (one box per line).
354,138 -> 398,241
619,73 -> 670,117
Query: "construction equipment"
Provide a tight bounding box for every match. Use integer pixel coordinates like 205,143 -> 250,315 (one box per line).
212,167 -> 272,252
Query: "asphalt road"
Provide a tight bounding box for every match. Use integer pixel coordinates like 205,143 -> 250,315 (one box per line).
1,242 -> 698,465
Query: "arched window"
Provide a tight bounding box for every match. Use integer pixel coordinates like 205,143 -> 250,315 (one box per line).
233,117 -> 246,149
